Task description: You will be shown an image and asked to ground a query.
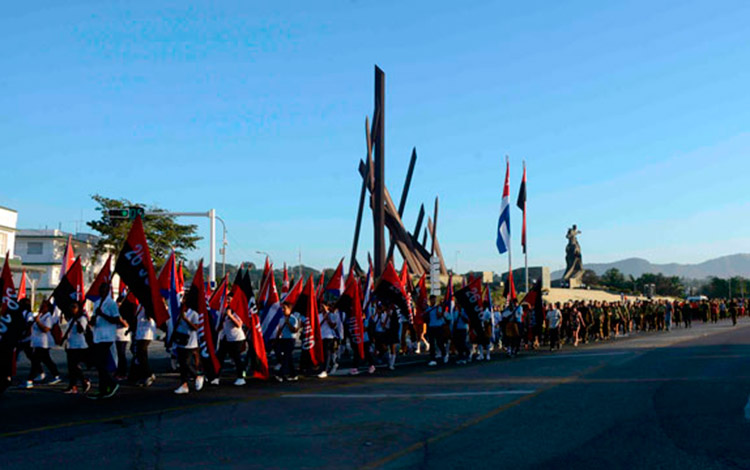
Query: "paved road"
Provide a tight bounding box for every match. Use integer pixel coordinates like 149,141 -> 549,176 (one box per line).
3,319 -> 750,469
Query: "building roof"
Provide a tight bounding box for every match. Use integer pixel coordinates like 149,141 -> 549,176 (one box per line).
0,206 -> 18,213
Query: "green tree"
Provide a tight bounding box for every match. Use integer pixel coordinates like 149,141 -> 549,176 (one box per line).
600,268 -> 627,291
87,194 -> 201,267
582,269 -> 600,287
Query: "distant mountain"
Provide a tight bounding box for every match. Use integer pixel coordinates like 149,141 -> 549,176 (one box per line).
551,254 -> 750,280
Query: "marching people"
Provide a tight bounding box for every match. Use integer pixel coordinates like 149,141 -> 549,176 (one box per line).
173,303 -> 203,394
425,295 -> 448,366
275,302 -> 300,382
62,302 -> 91,394
91,283 -> 122,399
215,304 -> 247,386
318,302 -> 342,378
23,298 -> 61,388
546,302 -> 563,351
451,307 -> 470,364
114,295 -> 132,381
131,303 -> 157,387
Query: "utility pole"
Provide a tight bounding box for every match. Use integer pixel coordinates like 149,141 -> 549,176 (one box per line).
373,65 -> 386,276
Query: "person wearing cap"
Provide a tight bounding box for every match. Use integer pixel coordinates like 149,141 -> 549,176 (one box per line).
318,302 -> 342,379
425,295 -> 448,366
275,302 -> 300,382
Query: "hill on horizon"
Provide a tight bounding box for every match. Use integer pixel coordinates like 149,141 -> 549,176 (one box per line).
551,254 -> 750,280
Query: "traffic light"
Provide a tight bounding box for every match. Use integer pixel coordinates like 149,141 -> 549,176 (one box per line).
107,206 -> 145,224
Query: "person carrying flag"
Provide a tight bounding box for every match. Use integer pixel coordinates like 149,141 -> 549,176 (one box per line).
451,307 -> 470,365
90,283 -> 121,398
275,302 -> 300,382
131,302 -> 157,387
62,302 -> 91,394
317,301 -> 342,379
173,303 -> 203,394
215,303 -> 248,386
22,298 -> 61,389
425,295 -> 448,366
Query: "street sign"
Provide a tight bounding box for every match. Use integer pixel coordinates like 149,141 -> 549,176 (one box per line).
429,255 -> 441,296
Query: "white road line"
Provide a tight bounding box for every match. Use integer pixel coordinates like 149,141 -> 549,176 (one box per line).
528,351 -> 631,360
281,390 -> 536,399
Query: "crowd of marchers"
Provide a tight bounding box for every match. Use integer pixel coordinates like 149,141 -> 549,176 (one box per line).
9,272 -> 744,399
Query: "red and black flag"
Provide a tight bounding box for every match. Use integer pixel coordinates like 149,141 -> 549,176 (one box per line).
523,277 -> 544,319
454,277 -> 488,342
17,270 -> 27,300
51,256 -> 85,320
114,216 -> 169,327
86,254 -> 112,302
414,273 -> 428,331
185,260 -> 220,378
294,276 -> 324,367
1,253 -> 26,392
516,161 -> 527,254
337,274 -> 365,360
373,260 -> 409,316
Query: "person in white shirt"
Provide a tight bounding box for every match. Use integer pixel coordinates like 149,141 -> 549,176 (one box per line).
173,304 -> 202,394
63,302 -> 91,394
131,304 -> 157,387
114,294 -> 133,381
215,304 -> 247,386
317,303 -> 342,378
90,283 -> 122,399
546,303 -> 563,351
23,298 -> 61,388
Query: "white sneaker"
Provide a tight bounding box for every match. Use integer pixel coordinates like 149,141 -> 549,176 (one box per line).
195,376 -> 204,391
233,378 -> 246,386
34,373 -> 45,382
174,384 -> 189,394
210,378 -> 220,386
48,376 -> 62,385
368,365 -> 376,374
428,360 -> 437,366
443,354 -> 450,364
485,353 -> 491,361
317,371 -> 328,379
349,368 -> 360,376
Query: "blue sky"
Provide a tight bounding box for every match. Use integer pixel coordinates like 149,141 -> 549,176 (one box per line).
2,1 -> 750,273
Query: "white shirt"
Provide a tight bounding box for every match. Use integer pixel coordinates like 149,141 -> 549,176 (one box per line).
278,313 -> 300,340
93,296 -> 121,344
222,312 -> 246,342
319,310 -> 341,339
135,306 -> 157,341
31,311 -> 54,348
66,315 -> 89,350
175,308 -> 200,349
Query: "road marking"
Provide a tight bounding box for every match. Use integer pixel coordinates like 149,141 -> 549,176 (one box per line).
282,390 -> 536,399
528,352 -> 630,359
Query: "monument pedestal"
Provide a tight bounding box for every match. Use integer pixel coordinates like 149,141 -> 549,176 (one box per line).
567,277 -> 582,289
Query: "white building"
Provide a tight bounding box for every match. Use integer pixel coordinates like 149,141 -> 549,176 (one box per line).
14,229 -> 114,295
0,206 -> 18,259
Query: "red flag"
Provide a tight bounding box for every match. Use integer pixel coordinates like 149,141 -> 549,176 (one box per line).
209,274 -> 228,312
185,260 -> 220,377
17,270 -> 26,301
504,268 -> 517,302
229,283 -> 250,327
324,258 -> 345,297
517,162 -> 527,254
296,276 -> 323,367
338,274 -> 365,360
86,254 -> 112,302
261,257 -> 271,286
373,261 -> 409,315
60,235 -> 75,279
316,271 -> 326,300
454,277 -> 488,341
247,293 -> 269,380
399,260 -> 415,324
52,256 -> 84,320
283,277 -> 304,307
281,263 -> 290,295
114,216 -> 169,327
177,261 -> 185,293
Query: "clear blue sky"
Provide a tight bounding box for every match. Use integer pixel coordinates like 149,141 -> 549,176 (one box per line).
3,1 -> 750,273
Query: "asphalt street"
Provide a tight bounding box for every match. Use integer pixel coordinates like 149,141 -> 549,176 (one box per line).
3,319 -> 750,469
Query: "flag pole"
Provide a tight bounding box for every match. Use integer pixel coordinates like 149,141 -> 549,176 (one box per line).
523,160 -> 529,293
507,155 -> 512,300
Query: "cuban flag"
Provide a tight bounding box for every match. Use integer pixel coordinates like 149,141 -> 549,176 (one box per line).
324,258 -> 346,298
158,250 -> 183,342
496,158 -> 511,255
